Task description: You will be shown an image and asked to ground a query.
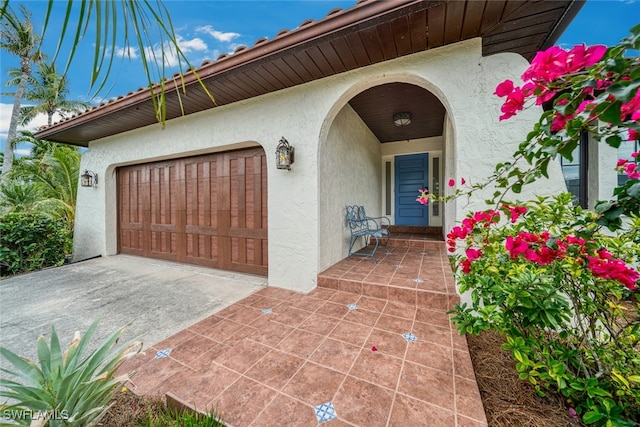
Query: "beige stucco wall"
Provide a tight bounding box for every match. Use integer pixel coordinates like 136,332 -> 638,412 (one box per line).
318,105 -> 381,271
74,37 -> 568,293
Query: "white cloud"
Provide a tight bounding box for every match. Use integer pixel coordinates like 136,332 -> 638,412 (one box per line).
144,35 -> 208,68
196,25 -> 240,43
114,46 -> 139,59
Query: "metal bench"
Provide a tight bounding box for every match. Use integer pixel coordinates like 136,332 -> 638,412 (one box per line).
345,205 -> 390,263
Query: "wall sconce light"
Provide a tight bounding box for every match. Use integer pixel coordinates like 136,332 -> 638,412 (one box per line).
275,137 -> 295,170
81,170 -> 98,188
393,112 -> 412,127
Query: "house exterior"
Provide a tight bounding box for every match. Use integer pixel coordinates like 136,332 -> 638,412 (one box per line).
35,0 -> 595,293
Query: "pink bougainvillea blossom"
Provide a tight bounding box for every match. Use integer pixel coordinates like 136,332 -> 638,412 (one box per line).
461,177 -> 466,185
617,158 -> 629,167
522,45 -> 569,82
624,162 -> 640,180
632,151 -> 639,158
416,187 -> 429,205
466,248 -> 483,261
503,204 -> 528,223
565,44 -> 607,72
460,259 -> 472,274
448,179 -> 455,187
587,251 -> 639,291
621,90 -> 640,121
499,85 -> 529,120
551,113 -> 574,132
494,79 -> 514,97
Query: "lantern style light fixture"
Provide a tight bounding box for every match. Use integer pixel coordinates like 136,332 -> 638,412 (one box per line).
275,137 -> 295,170
81,170 -> 98,188
393,112 -> 412,127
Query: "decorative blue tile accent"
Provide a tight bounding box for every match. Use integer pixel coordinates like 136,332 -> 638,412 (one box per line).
402,332 -> 418,342
394,264 -> 403,268
261,308 -> 272,315
154,348 -> 171,359
314,402 -> 337,423
413,278 -> 424,284
346,303 -> 358,310
385,249 -> 393,254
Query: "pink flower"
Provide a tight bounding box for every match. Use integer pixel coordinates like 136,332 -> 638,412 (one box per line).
522,46 -> 569,82
499,87 -> 527,120
504,205 -> 527,223
461,177 -> 466,185
621,90 -> 640,121
494,80 -> 514,97
505,235 -> 529,259
371,346 -> 378,352
465,248 -> 483,261
632,151 -> 639,158
566,44 -> 607,72
460,259 -> 472,274
448,179 -> 455,187
630,128 -> 640,141
617,158 -> 629,167
551,113 -> 573,132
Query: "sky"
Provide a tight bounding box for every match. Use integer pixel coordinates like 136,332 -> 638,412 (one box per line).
1,0 -> 639,156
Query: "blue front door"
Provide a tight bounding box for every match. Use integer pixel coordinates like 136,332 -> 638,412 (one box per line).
394,153 -> 429,226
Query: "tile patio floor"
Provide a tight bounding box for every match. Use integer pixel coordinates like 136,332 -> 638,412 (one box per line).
122,240 -> 488,426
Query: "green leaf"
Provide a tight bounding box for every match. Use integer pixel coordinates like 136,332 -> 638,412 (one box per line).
605,135 -> 623,149
607,80 -> 640,103
583,411 -> 606,424
626,182 -> 640,198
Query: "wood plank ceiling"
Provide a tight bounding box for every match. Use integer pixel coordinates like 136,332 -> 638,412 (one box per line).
35,0 -> 584,146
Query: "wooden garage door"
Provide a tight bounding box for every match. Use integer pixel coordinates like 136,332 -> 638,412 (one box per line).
118,147 -> 268,276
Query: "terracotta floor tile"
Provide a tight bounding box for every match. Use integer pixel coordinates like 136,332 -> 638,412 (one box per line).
209,376 -> 277,427
343,307 -> 380,327
382,301 -> 416,319
309,338 -> 360,373
362,283 -> 389,299
412,321 -> 452,348
117,346 -> 157,376
454,348 -> 476,380
315,301 -> 349,319
276,328 -> 325,359
187,315 -> 224,335
130,357 -> 186,396
281,361 -> 346,406
405,340 -> 453,373
456,376 -> 488,423
329,290 -> 360,304
348,347 -> 403,390
255,286 -> 298,300
415,307 -> 451,328
200,318 -> 245,342
389,393 -> 455,427
355,295 -> 387,312
306,287 -> 337,300
215,303 -> 244,319
188,342 -> 230,372
297,311 -> 340,335
374,314 -> 413,334
214,338 -> 271,374
227,306 -> 264,325
457,415 -> 490,427
365,328 -> 408,359
169,332 -> 220,365
338,279 -> 363,294
398,361 -> 454,411
329,320 -> 372,347
251,393 -> 318,427
333,376 -> 394,426
153,330 -> 196,351
270,305 -> 312,328
162,362 -> 239,411
287,295 -> 326,312
245,349 -> 305,390
416,291 -> 449,310
247,295 -> 282,310
246,320 -> 295,348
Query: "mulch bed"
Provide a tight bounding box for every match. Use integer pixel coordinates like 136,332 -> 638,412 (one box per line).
467,330 -> 584,427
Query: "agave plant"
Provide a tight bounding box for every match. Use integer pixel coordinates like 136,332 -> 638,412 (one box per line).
0,320 -> 142,426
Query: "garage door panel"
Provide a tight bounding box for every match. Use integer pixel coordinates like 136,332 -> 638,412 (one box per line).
118,147 -> 267,275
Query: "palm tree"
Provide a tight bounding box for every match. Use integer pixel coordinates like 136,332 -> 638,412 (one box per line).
0,4 -> 41,175
17,62 -> 90,126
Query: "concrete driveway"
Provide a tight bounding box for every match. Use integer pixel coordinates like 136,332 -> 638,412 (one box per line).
0,255 -> 266,369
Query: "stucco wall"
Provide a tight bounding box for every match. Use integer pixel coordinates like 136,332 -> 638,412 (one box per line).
74,37 -> 568,293
318,105 -> 381,271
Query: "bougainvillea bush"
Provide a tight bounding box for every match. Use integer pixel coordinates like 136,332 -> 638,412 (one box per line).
447,25 -> 640,426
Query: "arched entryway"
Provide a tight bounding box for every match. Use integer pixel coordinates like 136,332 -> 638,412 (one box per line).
318,80 -> 450,271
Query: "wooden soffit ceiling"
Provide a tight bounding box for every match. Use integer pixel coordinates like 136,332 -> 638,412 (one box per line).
35,0 -> 584,146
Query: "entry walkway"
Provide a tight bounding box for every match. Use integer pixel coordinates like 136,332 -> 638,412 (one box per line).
122,240 -> 488,426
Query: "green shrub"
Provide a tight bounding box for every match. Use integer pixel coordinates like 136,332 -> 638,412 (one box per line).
449,194 -> 640,425
0,320 -> 141,427
0,210 -> 72,276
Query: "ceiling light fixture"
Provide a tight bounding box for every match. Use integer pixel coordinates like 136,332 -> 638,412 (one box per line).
393,112 -> 412,127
